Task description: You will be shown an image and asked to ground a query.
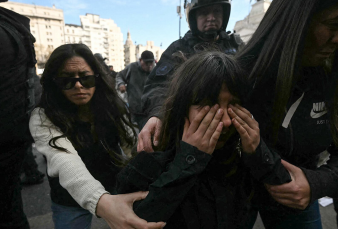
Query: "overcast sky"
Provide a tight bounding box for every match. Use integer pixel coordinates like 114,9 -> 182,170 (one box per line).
10,0 -> 254,49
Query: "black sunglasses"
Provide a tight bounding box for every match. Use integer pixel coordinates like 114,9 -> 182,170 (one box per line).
54,75 -> 99,90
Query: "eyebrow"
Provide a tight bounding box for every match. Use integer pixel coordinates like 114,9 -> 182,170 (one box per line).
60,71 -> 91,75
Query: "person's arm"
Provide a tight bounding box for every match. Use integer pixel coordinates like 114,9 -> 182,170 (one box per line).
30,108 -> 166,229
29,108 -> 107,214
302,144 -> 338,201
138,43 -> 178,152
116,65 -> 129,92
117,142 -> 212,222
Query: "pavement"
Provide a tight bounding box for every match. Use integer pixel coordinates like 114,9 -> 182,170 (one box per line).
21,145 -> 337,229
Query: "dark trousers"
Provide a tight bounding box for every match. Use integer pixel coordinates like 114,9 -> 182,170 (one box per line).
334,198 -> 338,227
0,143 -> 30,229
22,145 -> 39,176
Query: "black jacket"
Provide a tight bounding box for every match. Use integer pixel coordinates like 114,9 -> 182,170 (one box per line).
242,67 -> 338,211
141,30 -> 242,121
117,136 -> 259,229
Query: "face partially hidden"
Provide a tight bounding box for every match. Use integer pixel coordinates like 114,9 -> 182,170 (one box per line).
188,83 -> 235,149
196,4 -> 223,33
302,4 -> 338,67
140,59 -> 155,73
59,56 -> 96,106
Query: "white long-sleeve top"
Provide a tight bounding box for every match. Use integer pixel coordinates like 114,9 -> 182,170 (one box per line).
29,108 -> 108,215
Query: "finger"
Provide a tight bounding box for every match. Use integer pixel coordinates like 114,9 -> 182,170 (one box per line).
137,135 -> 144,152
128,215 -> 166,229
195,104 -> 219,136
153,120 -> 162,146
203,108 -> 223,140
209,122 -> 223,150
229,105 -> 258,130
188,106 -> 210,134
126,191 -> 149,203
140,130 -> 154,153
229,108 -> 258,138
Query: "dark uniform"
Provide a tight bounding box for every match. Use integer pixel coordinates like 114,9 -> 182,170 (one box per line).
141,30 -> 243,123
0,5 -> 36,229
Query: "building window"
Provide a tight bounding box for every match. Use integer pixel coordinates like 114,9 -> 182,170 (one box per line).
72,30 -> 74,34
67,29 -> 69,33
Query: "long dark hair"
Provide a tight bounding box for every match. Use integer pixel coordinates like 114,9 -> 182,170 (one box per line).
236,0 -> 338,145
158,51 -> 245,151
39,44 -> 136,165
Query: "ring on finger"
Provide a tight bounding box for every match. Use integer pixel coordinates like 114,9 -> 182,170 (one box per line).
251,114 -> 254,119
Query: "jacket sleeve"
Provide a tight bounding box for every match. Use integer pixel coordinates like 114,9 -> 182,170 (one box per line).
116,65 -> 129,88
141,42 -> 178,119
301,144 -> 338,201
116,141 -> 212,222
29,108 -> 108,215
241,138 -> 292,185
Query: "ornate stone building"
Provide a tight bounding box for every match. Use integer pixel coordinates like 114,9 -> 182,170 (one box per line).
234,0 -> 272,43
1,1 -> 65,68
124,31 -> 164,66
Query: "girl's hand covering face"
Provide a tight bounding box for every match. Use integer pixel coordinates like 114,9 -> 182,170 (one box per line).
228,104 -> 260,153
183,104 -> 224,155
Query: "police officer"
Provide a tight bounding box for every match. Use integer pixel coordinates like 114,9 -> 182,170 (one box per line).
138,0 -> 243,152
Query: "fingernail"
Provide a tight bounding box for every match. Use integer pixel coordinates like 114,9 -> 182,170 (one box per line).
205,106 -> 210,111
214,104 -> 219,109
154,141 -> 159,146
218,109 -> 223,114
228,108 -> 233,113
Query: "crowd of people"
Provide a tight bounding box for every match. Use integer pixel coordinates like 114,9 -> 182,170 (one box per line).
1,0 -> 338,229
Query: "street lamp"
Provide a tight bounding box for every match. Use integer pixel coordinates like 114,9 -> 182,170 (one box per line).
177,0 -> 182,39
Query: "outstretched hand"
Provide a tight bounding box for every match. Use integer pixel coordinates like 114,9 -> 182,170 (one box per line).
182,105 -> 224,155
228,104 -> 260,153
96,192 -> 166,229
265,160 -> 311,210
137,117 -> 162,153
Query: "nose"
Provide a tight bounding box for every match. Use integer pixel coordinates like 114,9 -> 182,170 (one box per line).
206,12 -> 216,21
74,76 -> 83,89
220,105 -> 232,129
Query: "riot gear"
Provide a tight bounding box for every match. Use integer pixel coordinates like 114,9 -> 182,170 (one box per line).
184,0 -> 231,38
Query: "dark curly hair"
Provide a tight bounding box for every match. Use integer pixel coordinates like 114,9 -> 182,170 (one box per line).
39,44 -> 136,166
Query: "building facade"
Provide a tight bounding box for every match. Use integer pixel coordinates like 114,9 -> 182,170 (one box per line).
234,0 -> 272,43
124,31 -> 164,66
64,13 -> 125,71
1,1 -> 65,68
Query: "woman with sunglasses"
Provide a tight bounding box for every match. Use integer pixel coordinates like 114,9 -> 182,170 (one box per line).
29,44 -> 166,229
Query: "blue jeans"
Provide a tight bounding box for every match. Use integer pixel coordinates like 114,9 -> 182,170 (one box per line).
51,201 -> 92,229
259,200 -> 322,229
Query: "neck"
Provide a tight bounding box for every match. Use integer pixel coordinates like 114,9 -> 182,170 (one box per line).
77,104 -> 93,122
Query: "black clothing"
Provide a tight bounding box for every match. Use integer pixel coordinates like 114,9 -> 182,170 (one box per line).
141,30 -> 242,121
48,121 -> 122,207
117,137 -> 256,229
0,6 -> 36,229
242,67 -> 338,220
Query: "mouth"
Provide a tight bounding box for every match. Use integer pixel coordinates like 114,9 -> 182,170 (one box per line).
72,93 -> 88,98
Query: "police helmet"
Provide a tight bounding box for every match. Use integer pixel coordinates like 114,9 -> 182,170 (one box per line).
185,0 -> 231,36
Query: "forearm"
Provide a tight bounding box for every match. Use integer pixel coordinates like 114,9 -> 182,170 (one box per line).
302,145 -> 338,202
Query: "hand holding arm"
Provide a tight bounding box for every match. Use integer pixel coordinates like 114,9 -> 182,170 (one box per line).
137,117 -> 162,152
265,160 -> 311,210
97,192 -> 166,229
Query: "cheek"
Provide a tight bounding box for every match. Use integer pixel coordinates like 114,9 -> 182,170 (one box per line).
306,25 -> 331,51
62,90 -> 72,102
